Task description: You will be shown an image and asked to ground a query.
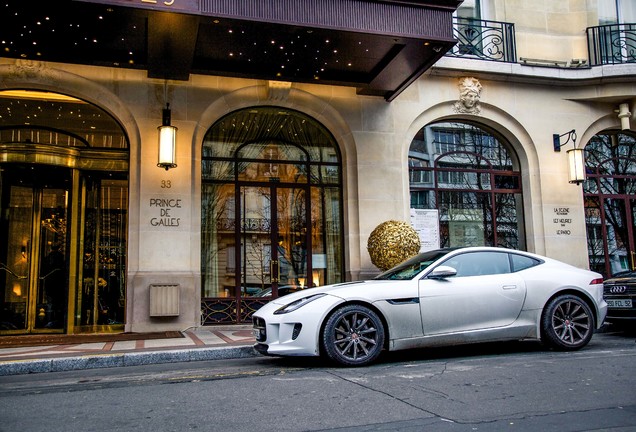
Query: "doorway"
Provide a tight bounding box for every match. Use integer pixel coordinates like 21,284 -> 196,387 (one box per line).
0,165 -> 129,334
0,165 -> 71,333
238,185 -> 309,297
0,89 -> 130,335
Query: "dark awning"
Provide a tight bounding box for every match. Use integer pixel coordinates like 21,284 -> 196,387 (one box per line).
1,0 -> 460,101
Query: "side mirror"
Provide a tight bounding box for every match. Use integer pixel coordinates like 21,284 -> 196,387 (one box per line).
427,265 -> 457,279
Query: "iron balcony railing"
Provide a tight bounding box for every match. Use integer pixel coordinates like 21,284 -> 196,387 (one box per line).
587,23 -> 636,66
446,17 -> 517,63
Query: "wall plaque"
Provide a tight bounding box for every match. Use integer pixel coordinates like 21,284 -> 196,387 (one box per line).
552,207 -> 573,236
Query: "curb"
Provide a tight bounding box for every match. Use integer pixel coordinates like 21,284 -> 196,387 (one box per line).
0,345 -> 259,376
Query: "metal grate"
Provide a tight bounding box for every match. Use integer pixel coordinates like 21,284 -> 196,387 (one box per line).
149,284 -> 180,317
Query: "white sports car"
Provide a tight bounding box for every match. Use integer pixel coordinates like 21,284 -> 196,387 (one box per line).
253,247 -> 607,366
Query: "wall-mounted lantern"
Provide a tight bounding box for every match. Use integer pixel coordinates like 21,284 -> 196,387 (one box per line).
617,103 -> 631,131
553,129 -> 585,185
157,103 -> 177,170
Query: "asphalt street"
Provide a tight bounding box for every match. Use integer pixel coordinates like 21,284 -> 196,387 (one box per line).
0,328 -> 634,432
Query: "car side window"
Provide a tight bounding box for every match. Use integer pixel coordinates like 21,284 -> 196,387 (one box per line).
442,252 -> 511,277
510,254 -> 541,272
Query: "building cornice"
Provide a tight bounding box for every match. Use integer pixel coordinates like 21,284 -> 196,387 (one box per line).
431,57 -> 636,89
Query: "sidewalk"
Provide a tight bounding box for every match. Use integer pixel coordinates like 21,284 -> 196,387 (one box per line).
0,326 -> 258,376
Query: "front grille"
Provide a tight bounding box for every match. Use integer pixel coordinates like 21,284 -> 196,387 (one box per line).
253,316 -> 266,342
603,284 -> 636,296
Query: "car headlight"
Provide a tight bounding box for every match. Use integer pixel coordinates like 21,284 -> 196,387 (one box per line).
274,293 -> 327,315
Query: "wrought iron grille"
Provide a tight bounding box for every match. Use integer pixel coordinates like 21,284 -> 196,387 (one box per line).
201,297 -> 269,324
446,17 -> 516,63
587,24 -> 636,66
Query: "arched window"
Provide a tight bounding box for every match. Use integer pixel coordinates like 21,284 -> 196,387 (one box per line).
409,121 -> 525,249
584,131 -> 636,277
201,107 -> 344,324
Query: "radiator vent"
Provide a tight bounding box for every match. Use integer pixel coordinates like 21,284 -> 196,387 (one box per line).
149,284 -> 180,317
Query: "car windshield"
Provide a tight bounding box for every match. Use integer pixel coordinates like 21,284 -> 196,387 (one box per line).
375,249 -> 453,280
610,270 -> 636,279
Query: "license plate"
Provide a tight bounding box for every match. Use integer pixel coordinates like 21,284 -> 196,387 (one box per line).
606,299 -> 633,308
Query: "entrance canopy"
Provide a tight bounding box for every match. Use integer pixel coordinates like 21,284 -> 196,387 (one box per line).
0,0 -> 459,101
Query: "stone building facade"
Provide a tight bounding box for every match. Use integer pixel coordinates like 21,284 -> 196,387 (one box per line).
0,0 -> 634,335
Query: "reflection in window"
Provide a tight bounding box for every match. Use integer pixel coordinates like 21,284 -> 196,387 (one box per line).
442,252 -> 510,277
598,0 -> 636,25
78,176 -> 128,329
510,254 -> 541,272
408,122 -> 524,250
584,132 -> 636,277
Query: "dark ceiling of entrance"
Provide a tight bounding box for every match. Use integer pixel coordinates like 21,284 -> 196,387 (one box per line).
0,0 -> 459,101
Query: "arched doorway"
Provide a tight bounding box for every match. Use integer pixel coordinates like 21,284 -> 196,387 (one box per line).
409,121 -> 525,249
584,131 -> 636,277
201,107 -> 344,324
0,90 -> 129,335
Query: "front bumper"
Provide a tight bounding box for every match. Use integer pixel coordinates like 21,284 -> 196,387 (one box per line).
252,294 -> 343,357
603,283 -> 635,323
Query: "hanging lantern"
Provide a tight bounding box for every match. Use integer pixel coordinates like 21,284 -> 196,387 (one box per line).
157,103 -> 177,170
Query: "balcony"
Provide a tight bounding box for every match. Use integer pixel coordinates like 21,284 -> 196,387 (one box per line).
587,24 -> 636,66
446,17 -> 517,63
445,19 -> 636,69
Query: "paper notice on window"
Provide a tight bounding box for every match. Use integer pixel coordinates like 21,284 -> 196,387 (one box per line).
410,209 -> 440,252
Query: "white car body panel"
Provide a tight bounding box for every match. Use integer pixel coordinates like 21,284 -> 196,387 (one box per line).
419,272 -> 527,335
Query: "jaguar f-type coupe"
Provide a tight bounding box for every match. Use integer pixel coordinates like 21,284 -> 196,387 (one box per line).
253,247 -> 607,366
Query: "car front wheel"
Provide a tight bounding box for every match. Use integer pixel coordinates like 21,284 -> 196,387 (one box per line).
321,304 -> 385,366
541,294 -> 594,350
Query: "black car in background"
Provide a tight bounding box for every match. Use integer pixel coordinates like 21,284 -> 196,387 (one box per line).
603,270 -> 636,326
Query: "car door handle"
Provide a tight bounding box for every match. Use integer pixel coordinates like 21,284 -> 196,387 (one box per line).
502,285 -> 517,290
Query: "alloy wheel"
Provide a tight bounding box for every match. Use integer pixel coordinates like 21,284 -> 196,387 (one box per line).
322,305 -> 384,366
542,294 -> 594,350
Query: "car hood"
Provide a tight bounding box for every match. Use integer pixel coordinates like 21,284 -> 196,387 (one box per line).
266,279 -> 398,305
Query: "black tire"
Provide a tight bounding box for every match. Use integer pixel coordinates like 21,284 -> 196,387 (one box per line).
541,294 -> 594,350
321,304 -> 385,366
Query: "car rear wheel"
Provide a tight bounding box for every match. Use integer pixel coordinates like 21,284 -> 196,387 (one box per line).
541,294 -> 594,350
321,305 -> 385,366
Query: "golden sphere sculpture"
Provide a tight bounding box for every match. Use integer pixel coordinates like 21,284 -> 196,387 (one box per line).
367,220 -> 421,271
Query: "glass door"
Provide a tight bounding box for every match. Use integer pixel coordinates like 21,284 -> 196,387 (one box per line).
34,187 -> 69,330
0,165 -> 70,333
239,185 -> 308,297
76,176 -> 128,331
0,184 -> 33,332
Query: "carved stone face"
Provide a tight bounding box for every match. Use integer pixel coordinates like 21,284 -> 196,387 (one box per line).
461,91 -> 479,109
453,77 -> 482,114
